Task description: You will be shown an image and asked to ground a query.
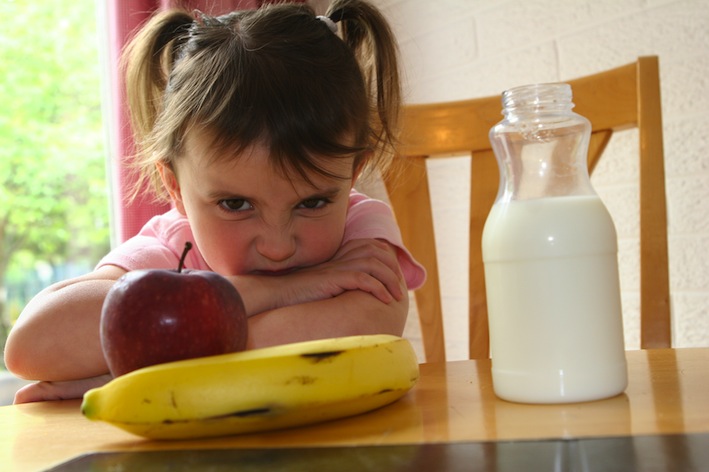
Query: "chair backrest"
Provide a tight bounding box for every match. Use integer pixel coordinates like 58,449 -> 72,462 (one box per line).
385,56 -> 671,362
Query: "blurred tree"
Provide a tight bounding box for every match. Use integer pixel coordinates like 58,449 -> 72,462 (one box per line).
0,1 -> 110,365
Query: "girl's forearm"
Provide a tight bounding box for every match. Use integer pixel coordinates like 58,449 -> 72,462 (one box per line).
4,267 -> 125,382
245,283 -> 409,350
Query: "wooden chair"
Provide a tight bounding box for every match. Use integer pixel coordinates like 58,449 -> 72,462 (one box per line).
385,56 -> 671,362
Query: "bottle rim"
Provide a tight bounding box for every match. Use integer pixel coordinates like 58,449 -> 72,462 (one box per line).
501,83 -> 573,112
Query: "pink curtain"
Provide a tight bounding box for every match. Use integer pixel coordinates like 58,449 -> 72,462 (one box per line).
107,0 -> 294,243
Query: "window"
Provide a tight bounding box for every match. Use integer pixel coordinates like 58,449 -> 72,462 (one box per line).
0,0 -> 109,364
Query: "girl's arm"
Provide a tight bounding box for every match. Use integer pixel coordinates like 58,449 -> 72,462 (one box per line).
4,265 -> 127,382
247,276 -> 408,350
13,374 -> 113,404
238,238 -> 409,348
7,239 -> 407,401
229,238 -> 405,316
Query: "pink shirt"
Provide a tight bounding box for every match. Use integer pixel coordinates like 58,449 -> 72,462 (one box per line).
98,190 -> 426,290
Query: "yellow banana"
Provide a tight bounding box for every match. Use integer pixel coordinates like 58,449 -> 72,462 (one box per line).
81,334 -> 419,440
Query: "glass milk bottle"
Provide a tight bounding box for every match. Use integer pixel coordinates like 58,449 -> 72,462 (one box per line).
482,83 -> 627,403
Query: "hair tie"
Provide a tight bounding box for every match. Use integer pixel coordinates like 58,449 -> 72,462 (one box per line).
192,9 -> 206,26
316,15 -> 338,34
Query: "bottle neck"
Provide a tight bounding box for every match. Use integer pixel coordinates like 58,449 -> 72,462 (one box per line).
490,83 -> 595,201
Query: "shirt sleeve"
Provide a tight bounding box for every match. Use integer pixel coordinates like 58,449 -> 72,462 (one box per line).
96,210 -> 208,272
344,190 -> 427,290
96,236 -> 181,271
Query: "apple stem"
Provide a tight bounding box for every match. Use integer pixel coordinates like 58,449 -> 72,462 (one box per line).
178,242 -> 192,273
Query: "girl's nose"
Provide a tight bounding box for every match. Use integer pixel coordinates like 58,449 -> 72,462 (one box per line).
256,227 -> 297,263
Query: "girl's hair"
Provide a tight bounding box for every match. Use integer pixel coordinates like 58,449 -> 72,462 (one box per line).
122,0 -> 401,202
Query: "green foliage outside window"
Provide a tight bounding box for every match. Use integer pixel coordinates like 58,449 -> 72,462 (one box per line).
0,1 -> 111,367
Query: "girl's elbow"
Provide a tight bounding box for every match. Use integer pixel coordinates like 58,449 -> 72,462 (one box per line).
3,330 -> 37,380
370,289 -> 409,337
4,312 -> 64,381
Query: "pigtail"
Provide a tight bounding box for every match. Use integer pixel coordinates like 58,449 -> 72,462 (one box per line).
327,0 -> 401,175
122,10 -> 193,147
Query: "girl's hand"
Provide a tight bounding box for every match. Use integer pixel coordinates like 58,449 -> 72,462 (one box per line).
279,238 -> 405,306
321,238 -> 405,302
236,239 -> 405,316
13,374 -> 112,404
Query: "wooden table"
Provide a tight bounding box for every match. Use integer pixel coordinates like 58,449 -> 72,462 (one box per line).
1,348 -> 708,471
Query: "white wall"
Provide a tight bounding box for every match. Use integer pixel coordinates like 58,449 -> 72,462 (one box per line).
371,0 -> 709,361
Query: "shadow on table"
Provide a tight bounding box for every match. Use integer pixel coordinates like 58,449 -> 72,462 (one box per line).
48,433 -> 709,472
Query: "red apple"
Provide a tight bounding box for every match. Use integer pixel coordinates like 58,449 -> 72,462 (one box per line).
100,243 -> 248,377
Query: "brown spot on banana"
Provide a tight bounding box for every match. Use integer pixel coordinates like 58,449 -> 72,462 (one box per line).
300,350 -> 343,363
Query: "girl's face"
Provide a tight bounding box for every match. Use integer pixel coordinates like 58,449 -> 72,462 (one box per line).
159,130 -> 355,276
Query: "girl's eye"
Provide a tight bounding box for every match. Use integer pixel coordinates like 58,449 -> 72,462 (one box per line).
298,198 -> 329,210
218,199 -> 252,212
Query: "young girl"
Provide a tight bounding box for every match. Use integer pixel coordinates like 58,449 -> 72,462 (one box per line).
5,0 -> 425,403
